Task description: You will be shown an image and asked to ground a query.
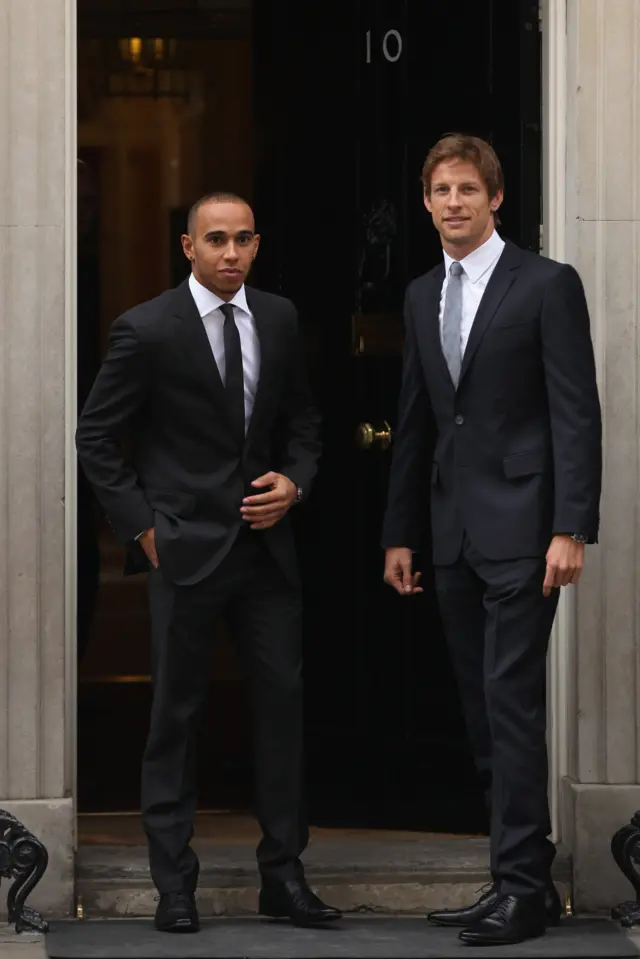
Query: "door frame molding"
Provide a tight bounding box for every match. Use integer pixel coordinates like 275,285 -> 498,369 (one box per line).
64,0 -> 78,836
541,0 -> 570,843
64,0 -> 570,841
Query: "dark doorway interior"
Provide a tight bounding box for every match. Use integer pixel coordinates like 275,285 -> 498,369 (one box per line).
77,0 -> 541,835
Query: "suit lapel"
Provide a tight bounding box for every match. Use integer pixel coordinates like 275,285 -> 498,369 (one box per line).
244,287 -> 279,446
171,281 -> 281,448
459,241 -> 522,383
171,278 -> 229,410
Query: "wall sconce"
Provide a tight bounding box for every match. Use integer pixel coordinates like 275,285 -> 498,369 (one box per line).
107,37 -> 189,99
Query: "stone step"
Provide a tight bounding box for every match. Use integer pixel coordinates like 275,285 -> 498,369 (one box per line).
76,837 -> 572,918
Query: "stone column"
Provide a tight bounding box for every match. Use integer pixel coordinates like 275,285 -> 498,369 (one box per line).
563,0 -> 640,912
0,0 -> 74,917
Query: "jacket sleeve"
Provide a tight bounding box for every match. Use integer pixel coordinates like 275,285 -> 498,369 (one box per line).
541,263 -> 602,541
381,289 -> 434,550
75,316 -> 155,544
277,305 -> 322,497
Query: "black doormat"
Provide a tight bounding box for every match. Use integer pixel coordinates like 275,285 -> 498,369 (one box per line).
46,917 -> 639,958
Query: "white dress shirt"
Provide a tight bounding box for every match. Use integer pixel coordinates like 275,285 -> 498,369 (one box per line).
188,272 -> 260,432
439,229 -> 506,355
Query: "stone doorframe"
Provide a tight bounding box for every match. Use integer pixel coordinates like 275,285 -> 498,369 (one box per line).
65,0 -> 78,845
0,0 -> 78,921
542,0 -> 571,847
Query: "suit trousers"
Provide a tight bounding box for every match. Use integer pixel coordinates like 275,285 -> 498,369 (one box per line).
141,527 -> 308,893
434,535 -> 559,897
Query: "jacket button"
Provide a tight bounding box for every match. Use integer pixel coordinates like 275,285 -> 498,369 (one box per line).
455,415 -> 464,426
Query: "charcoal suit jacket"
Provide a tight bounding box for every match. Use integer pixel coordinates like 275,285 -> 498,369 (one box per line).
76,279 -> 321,586
382,241 -> 602,563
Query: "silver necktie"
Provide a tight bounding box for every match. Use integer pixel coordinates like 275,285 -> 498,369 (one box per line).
441,261 -> 464,387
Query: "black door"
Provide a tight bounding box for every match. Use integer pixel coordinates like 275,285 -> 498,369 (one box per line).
252,0 -> 541,832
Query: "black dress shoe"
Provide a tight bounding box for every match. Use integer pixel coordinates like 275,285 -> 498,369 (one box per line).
459,893 -> 546,946
428,884 -> 499,928
154,891 -> 200,933
259,879 -> 342,927
428,881 -> 562,927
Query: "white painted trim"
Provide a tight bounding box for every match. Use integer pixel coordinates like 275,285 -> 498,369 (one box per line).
64,0 -> 78,847
542,0 -> 567,265
541,0 -> 571,844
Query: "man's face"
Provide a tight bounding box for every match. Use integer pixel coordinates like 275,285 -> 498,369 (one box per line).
424,159 -> 502,255
182,201 -> 260,299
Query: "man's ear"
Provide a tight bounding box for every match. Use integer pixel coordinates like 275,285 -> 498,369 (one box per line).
489,189 -> 504,214
181,234 -> 194,261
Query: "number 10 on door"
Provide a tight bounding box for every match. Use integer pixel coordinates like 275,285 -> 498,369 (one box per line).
365,29 -> 403,64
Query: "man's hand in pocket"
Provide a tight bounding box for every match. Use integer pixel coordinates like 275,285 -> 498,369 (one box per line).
139,528 -> 159,569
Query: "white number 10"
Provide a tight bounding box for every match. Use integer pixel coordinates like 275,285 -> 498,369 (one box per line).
365,29 -> 403,64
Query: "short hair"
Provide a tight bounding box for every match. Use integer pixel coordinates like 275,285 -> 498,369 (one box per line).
421,133 -> 504,201
187,191 -> 252,234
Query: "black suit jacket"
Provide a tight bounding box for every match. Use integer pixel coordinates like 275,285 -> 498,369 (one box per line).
382,241 -> 602,565
76,279 -> 322,586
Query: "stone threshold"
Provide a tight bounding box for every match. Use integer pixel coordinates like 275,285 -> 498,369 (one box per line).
76,836 -> 572,918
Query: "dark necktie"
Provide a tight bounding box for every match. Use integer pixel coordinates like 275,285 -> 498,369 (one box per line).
219,303 -> 245,444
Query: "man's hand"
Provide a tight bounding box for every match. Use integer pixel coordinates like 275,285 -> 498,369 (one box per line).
139,528 -> 159,569
383,547 -> 423,596
543,534 -> 584,597
241,472 -> 297,530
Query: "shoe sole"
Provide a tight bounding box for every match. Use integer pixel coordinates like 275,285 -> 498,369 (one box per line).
429,912 -> 562,929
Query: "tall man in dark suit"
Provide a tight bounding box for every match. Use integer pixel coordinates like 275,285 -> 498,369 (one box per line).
76,193 -> 340,933
382,136 -> 601,947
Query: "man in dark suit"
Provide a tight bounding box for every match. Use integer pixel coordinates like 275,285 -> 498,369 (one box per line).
76,193 -> 340,932
382,135 -> 601,947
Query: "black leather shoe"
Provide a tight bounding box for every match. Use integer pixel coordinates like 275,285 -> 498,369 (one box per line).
154,892 -> 200,933
428,881 -> 562,927
428,884 -> 499,928
459,893 -> 546,946
259,880 -> 342,927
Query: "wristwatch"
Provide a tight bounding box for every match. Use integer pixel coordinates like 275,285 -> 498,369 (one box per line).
295,486 -> 303,503
570,533 -> 588,544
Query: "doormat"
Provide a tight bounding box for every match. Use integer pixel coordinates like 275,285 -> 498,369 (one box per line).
45,916 -> 640,958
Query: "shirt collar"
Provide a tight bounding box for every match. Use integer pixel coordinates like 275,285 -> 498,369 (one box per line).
443,229 -> 505,283
188,272 -> 251,317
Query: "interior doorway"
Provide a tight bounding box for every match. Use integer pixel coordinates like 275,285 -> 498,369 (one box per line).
76,0 -> 541,837
76,0 -> 256,816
